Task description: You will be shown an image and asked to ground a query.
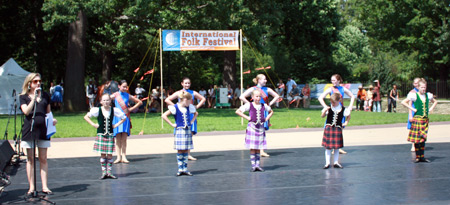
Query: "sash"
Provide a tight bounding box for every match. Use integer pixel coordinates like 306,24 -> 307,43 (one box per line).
114,92 -> 132,128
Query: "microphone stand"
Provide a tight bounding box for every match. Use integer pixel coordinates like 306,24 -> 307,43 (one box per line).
26,90 -> 55,204
11,89 -> 24,165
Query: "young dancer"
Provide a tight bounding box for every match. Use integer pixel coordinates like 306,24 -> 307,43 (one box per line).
401,79 -> 438,163
321,93 -> 350,169
84,94 -> 127,179
407,77 -> 421,152
240,74 -> 279,157
318,74 -> 354,154
162,91 -> 198,176
165,77 -> 206,160
236,90 -> 273,172
111,80 -> 143,164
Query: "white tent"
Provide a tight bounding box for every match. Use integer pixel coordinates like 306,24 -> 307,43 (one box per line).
0,58 -> 30,114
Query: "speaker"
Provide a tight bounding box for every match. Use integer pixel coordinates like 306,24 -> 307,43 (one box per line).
0,140 -> 14,171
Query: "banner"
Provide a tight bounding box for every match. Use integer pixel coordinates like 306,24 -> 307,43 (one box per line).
162,30 -> 239,51
293,83 -> 362,99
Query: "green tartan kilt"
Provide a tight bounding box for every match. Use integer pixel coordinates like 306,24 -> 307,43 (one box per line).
93,134 -> 115,154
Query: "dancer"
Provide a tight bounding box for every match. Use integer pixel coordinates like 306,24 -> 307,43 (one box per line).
321,93 -> 350,169
84,94 -> 126,179
111,80 -> 143,163
407,77 -> 421,152
401,79 -> 437,163
162,91 -> 198,176
239,74 -> 279,157
165,77 -> 206,160
19,73 -> 57,195
318,74 -> 355,154
236,90 -> 273,172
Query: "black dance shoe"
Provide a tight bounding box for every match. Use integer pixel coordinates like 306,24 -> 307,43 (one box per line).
333,163 -> 343,169
255,167 -> 265,172
323,164 -> 330,169
107,174 -> 118,179
183,171 -> 193,176
99,174 -> 108,180
414,158 -> 420,163
420,158 -> 431,163
251,167 -> 257,172
176,172 -> 182,176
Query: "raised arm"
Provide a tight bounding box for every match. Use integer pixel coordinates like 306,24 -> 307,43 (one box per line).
162,110 -> 176,128
235,108 -> 250,121
401,98 -> 416,113
129,95 -> 143,112
239,87 -> 254,104
84,113 -> 99,128
343,87 -> 355,111
429,97 -> 438,113
318,88 -> 332,109
193,91 -> 206,109
164,90 -> 181,106
267,88 -> 280,106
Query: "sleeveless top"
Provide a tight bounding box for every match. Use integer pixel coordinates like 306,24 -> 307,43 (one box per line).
174,104 -> 191,128
331,86 -> 345,106
413,93 -> 429,117
325,107 -> 345,128
249,103 -> 266,124
97,107 -> 114,135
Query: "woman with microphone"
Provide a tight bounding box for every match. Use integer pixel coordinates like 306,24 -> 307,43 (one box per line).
20,73 -> 57,196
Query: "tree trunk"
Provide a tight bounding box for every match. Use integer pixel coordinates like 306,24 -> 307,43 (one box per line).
101,49 -> 112,83
64,10 -> 87,112
223,51 -> 236,89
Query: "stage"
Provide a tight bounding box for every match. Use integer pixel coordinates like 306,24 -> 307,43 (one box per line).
2,142 -> 450,204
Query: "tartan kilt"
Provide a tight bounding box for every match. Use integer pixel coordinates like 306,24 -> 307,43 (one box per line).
93,134 -> 115,154
322,125 -> 343,149
174,127 -> 193,150
407,116 -> 429,143
245,122 -> 267,149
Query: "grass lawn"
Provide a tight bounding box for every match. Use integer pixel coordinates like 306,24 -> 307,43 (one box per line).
1,108 -> 450,138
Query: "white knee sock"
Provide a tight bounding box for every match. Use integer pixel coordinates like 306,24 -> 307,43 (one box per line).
333,149 -> 340,164
325,149 -> 331,165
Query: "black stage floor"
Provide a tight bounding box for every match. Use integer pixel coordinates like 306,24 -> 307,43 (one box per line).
2,143 -> 450,204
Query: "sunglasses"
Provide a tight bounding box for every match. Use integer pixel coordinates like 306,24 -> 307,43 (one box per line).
32,80 -> 42,84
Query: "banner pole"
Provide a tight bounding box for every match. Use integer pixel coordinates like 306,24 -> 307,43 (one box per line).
240,29 -> 243,126
160,28 -> 164,129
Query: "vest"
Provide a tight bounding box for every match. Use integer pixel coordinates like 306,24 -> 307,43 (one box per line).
174,104 -> 191,128
97,107 -> 114,135
326,107 -> 345,128
249,103 -> 266,124
413,93 -> 429,117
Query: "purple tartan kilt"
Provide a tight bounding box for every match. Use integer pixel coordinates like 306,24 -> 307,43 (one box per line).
245,122 -> 267,149
322,125 -> 344,149
93,134 -> 115,154
174,127 -> 194,150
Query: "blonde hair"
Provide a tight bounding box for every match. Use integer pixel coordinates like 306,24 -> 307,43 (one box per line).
413,77 -> 421,83
418,78 -> 427,85
330,93 -> 341,103
252,74 -> 265,85
251,89 -> 261,97
178,91 -> 192,100
21,73 -> 41,95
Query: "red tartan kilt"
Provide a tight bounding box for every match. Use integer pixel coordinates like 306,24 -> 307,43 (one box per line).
322,125 -> 344,149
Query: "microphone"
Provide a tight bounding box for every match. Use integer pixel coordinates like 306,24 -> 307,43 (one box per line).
35,87 -> 42,95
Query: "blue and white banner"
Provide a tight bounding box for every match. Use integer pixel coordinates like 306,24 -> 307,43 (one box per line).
295,83 -> 362,99
162,30 -> 240,51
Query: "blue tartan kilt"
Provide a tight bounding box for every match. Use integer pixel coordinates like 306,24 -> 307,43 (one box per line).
174,127 -> 194,150
322,125 -> 344,149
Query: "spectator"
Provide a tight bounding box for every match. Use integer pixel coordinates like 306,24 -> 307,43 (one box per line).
286,77 -> 297,95
302,83 -> 311,108
288,84 -> 302,108
356,85 -> 367,111
388,84 -> 398,113
86,79 -> 97,109
207,85 -> 215,108
51,82 -> 64,110
233,86 -> 241,108
276,79 -> 285,108
135,83 -> 145,99
199,87 -> 207,107
366,85 -> 374,111
372,80 -> 381,112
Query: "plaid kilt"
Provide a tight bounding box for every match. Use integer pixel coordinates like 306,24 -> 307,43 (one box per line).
93,134 -> 115,154
174,127 -> 194,150
245,122 -> 267,149
407,116 -> 429,143
322,125 -> 343,149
